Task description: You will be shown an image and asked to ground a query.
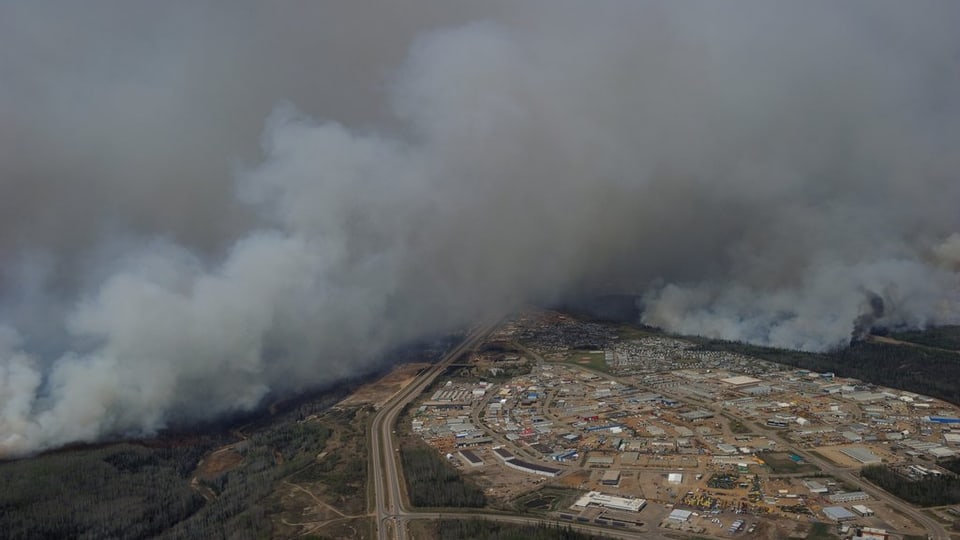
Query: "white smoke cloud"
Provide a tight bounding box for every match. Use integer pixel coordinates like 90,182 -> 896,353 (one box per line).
1,2 -> 959,455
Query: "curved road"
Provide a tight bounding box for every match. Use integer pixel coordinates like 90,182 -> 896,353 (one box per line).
370,322 -> 948,540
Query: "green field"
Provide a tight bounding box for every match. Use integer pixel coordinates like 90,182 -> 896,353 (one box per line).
561,350 -> 611,373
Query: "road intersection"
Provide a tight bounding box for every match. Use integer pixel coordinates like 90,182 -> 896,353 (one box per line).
369,320 -> 947,540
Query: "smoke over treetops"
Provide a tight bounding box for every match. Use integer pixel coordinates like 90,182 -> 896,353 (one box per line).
1,2 -> 959,455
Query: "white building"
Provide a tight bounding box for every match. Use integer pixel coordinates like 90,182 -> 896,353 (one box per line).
573,491 -> 647,512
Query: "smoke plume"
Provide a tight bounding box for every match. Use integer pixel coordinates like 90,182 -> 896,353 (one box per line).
2,1 -> 959,455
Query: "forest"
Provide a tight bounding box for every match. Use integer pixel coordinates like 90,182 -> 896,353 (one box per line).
401,443 -> 487,508
890,326 -> 960,351
0,407 -> 336,540
861,465 -> 960,507
0,443 -> 210,540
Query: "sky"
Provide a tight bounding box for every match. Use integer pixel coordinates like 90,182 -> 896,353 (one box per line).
1,1 -> 959,455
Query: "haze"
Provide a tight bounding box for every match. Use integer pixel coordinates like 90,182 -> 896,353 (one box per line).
1,1 -> 959,456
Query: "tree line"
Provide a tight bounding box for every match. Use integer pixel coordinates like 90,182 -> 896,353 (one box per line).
861,465 -> 960,507
696,337 -> 960,405
436,519 -> 609,540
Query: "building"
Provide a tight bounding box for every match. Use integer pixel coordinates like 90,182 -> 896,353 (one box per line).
455,436 -> 492,448
721,375 -> 762,388
854,527 -> 890,540
803,480 -> 829,494
840,447 -> 882,466
573,491 -> 646,512
678,410 -> 714,422
851,505 -> 874,517
666,509 -> 692,522
828,491 -> 870,503
502,458 -> 562,477
823,506 -> 857,522
743,385 -> 773,395
927,416 -> 960,424
601,470 -> 621,486
458,450 -> 483,467
929,446 -> 957,460
842,431 -> 864,443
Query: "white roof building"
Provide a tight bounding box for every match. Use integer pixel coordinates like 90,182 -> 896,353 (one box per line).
573,491 -> 647,512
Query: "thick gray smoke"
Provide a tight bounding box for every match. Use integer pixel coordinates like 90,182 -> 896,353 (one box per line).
2,1 -> 960,455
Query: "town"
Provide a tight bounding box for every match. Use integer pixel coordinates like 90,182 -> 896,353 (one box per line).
402,310 -> 960,539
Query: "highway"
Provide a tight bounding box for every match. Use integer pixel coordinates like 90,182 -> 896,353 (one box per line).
370,318 -> 502,540
369,320 -> 681,540
370,322 -> 947,540
369,319 -> 737,540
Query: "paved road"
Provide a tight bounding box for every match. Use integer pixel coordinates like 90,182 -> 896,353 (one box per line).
555,361 -> 947,540
370,323 -> 950,540
370,318 -> 501,540
370,321 -> 736,540
660,385 -> 947,540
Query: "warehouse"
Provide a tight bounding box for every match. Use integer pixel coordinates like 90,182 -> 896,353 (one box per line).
503,458 -> 562,477
840,447 -> 882,466
721,375 -> 762,388
601,470 -> 621,486
678,410 -> 714,422
803,480 -> 829,494
823,506 -> 857,522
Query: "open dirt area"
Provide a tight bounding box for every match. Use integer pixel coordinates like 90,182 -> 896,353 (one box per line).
196,447 -> 244,480
337,362 -> 431,409
812,443 -> 896,468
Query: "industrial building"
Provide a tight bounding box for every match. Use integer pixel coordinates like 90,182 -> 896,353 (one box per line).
853,527 -> 890,539
840,447 -> 882,465
502,457 -> 562,477
828,491 -> 870,503
720,375 -> 763,388
851,505 -> 874,517
601,470 -> 621,486
823,506 -> 857,522
803,480 -> 829,494
573,491 -> 647,512
458,450 -> 483,467
678,410 -> 714,422
927,416 -> 960,424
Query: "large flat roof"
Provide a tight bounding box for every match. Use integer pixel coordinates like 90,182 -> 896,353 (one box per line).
840,447 -> 882,464
574,491 -> 646,512
721,375 -> 762,387
601,470 -> 621,481
823,506 -> 856,521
